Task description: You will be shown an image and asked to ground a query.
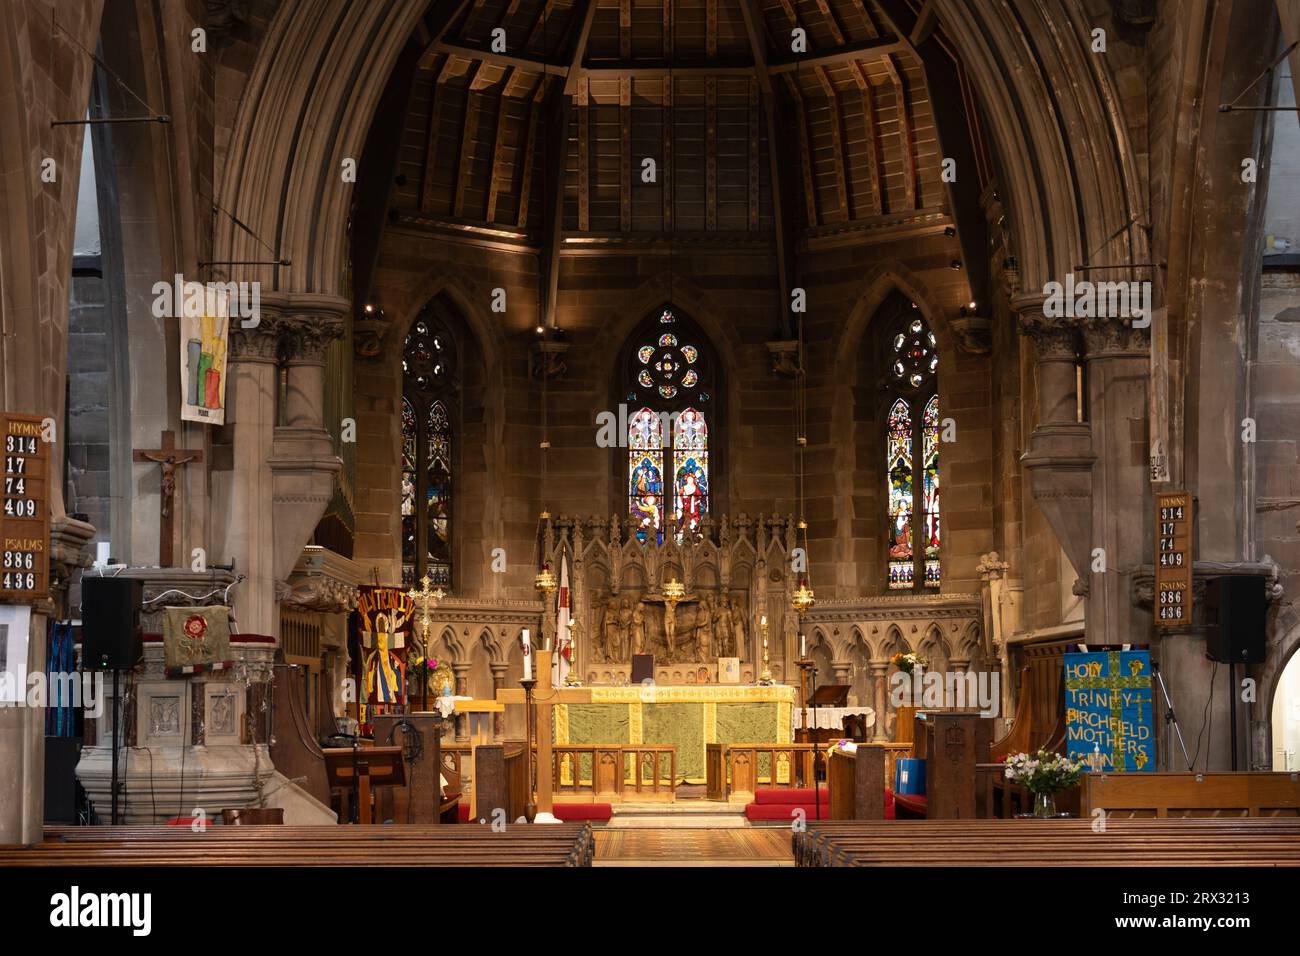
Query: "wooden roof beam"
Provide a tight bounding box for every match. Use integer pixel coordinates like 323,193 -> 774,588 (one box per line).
769,38 -> 908,73
418,0 -> 477,68
815,66 -> 850,222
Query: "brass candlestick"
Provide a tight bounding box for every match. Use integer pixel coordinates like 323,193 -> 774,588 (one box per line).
520,677 -> 538,823
562,618 -> 583,687
758,617 -> 775,685
794,657 -> 815,787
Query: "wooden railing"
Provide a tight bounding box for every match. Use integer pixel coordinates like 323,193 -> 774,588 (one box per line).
441,743 -> 677,803
552,745 -> 677,803
705,743 -> 818,800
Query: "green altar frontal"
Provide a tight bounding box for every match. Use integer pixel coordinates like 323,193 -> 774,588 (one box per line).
555,684 -> 796,784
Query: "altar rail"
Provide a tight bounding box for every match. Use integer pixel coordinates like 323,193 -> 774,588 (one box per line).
442,744 -> 678,804
706,743 -> 817,800
553,745 -> 677,803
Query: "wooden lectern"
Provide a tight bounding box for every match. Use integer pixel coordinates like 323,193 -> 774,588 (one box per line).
373,713 -> 454,824
324,746 -> 405,825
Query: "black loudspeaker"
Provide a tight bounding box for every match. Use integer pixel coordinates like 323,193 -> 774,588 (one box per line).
43,737 -> 82,824
1204,575 -> 1266,663
81,576 -> 144,670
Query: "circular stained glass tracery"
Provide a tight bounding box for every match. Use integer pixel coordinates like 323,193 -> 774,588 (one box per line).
630,309 -> 707,403
890,313 -> 937,390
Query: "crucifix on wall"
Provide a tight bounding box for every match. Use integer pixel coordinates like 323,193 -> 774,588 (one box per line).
133,430 -> 203,567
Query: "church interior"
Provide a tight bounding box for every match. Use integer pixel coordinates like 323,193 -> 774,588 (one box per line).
2,0 -> 1300,890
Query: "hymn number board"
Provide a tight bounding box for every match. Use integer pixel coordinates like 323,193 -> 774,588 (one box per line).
0,414 -> 50,602
1154,490 -> 1192,628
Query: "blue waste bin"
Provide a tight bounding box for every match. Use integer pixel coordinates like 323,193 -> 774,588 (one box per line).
894,757 -> 926,795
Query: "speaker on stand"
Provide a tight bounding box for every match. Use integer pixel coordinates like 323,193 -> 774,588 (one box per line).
80,575 -> 144,824
1203,575 -> 1266,771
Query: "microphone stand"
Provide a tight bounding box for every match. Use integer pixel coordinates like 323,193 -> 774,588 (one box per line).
1150,660 -> 1192,771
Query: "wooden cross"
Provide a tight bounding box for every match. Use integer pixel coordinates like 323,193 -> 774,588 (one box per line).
496,648 -> 591,814
133,430 -> 203,567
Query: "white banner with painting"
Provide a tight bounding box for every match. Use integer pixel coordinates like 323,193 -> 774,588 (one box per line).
179,287 -> 230,426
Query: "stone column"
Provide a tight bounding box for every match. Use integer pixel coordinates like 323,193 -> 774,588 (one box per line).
453,664 -> 471,743
1017,298 -> 1097,597
223,323 -> 281,637
489,663 -> 508,739
1081,317 -> 1151,647
870,661 -> 889,743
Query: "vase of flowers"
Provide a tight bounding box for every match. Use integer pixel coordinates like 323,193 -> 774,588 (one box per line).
1003,749 -> 1085,818
890,651 -> 927,674
408,654 -> 439,698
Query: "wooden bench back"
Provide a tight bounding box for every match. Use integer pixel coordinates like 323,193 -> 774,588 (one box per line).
1083,771 -> 1300,818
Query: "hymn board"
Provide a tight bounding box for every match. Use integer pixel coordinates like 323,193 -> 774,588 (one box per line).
0,414 -> 50,602
1154,490 -> 1192,628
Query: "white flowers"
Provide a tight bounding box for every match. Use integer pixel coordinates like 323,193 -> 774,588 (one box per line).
1003,749 -> 1086,794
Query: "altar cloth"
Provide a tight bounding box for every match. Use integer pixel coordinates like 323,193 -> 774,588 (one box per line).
555,684 -> 796,783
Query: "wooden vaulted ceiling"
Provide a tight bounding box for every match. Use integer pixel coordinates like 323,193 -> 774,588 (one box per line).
388,0 -> 966,243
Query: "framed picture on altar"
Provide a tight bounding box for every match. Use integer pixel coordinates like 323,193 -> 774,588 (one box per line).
717,657 -> 740,684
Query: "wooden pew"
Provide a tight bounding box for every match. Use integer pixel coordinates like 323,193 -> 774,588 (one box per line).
1083,771 -> 1300,818
4,824 -> 596,867
793,818 -> 1300,867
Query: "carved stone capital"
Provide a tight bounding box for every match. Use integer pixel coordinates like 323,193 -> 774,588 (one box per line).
530,340 -> 569,380
976,551 -> 1010,580
951,313 -> 991,355
229,324 -> 281,364
766,340 -> 801,378
281,315 -> 345,365
1017,311 -> 1080,360
1078,315 -> 1150,358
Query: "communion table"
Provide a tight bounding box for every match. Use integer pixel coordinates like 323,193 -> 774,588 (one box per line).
556,684 -> 796,784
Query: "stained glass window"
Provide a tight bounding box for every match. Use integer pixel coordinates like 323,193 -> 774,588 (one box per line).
624,307 -> 714,544
885,305 -> 939,589
402,312 -> 455,587
628,408 -> 664,545
887,398 -> 914,589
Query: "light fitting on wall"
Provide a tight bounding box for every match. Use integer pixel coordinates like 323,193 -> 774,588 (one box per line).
950,260 -> 963,271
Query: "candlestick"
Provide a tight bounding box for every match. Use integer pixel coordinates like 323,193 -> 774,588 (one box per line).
520,677 -> 538,823
758,616 -> 774,686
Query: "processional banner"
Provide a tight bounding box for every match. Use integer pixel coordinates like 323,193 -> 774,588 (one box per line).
179,287 -> 229,425
1064,649 -> 1155,772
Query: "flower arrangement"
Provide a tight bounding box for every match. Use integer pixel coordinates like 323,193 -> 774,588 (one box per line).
408,654 -> 439,693
1003,749 -> 1085,793
890,651 -> 927,674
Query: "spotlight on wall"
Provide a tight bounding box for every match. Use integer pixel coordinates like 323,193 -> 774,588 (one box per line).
364,304 -> 375,314
535,323 -> 546,336
943,226 -> 956,237
950,260 -> 963,270
968,301 -> 977,310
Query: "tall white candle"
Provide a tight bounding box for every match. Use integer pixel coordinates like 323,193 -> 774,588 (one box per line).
801,634 -> 806,658
522,628 -> 532,680
761,615 -> 767,627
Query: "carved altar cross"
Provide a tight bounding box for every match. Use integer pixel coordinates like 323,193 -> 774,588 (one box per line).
133,430 -> 203,567
496,648 -> 591,814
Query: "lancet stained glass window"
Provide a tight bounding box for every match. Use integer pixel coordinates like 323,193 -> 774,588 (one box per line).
401,314 -> 454,587
625,308 -> 714,544
885,307 -> 940,589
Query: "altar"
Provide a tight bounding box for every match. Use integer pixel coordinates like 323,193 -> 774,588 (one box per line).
555,684 -> 796,783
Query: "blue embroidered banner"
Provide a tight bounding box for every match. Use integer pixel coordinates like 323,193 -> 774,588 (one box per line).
1064,650 -> 1155,772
